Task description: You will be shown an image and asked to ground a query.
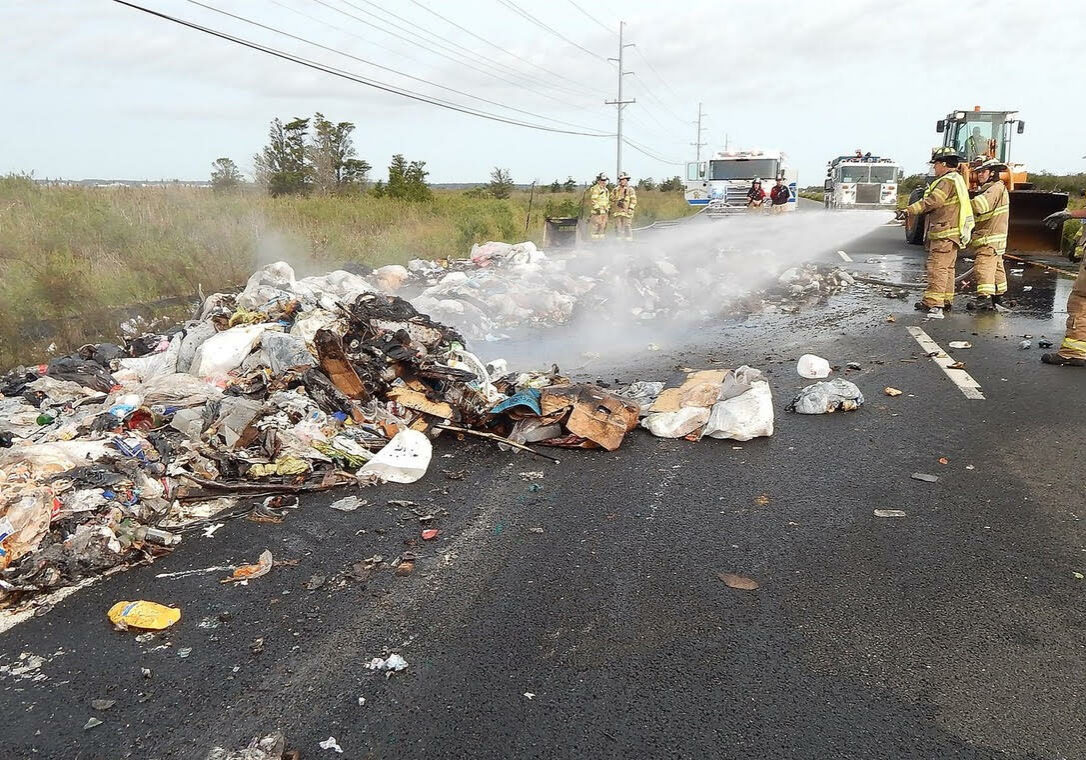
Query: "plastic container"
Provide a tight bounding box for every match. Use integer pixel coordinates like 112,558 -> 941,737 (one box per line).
796,354 -> 831,379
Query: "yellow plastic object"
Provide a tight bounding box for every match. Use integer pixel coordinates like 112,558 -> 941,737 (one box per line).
107,600 -> 181,630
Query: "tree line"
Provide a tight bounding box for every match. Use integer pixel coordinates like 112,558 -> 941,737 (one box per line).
209,114 -> 684,198
210,113 -> 430,201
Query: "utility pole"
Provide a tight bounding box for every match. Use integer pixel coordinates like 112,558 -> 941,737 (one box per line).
604,21 -> 635,180
691,102 -> 707,162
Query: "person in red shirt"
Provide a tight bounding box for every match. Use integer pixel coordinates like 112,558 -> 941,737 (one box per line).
769,177 -> 791,213
746,179 -> 766,209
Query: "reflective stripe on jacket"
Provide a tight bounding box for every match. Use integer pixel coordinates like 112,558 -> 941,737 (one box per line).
589,184 -> 610,214
906,172 -> 975,247
970,180 -> 1009,253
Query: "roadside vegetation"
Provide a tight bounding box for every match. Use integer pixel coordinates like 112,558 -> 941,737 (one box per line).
0,174 -> 691,366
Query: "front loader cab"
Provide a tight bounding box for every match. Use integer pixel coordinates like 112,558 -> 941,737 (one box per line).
935,108 -> 1024,165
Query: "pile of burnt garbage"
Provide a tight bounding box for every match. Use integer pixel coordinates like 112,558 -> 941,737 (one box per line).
0,260 -> 781,602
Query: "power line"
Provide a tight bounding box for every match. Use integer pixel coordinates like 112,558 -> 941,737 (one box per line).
496,0 -> 607,62
110,0 -> 614,137
407,0 -> 604,98
631,73 -> 687,126
633,46 -> 684,104
566,0 -> 614,36
306,0 -> 594,109
337,0 -> 595,101
623,137 -> 685,166
183,0 -> 607,133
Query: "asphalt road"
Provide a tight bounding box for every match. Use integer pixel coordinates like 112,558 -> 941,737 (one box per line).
3,218 -> 1085,760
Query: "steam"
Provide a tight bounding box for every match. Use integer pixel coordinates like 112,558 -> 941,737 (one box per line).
489,210 -> 894,368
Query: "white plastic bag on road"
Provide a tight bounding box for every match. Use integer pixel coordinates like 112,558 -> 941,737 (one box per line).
787,378 -> 864,414
796,354 -> 831,379
358,430 -> 432,484
641,406 -> 711,438
704,381 -> 774,441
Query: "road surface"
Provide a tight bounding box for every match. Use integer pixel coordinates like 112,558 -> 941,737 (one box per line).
2,216 -> 1084,760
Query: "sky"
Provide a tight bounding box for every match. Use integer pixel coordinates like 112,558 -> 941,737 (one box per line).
2,0 -> 1085,186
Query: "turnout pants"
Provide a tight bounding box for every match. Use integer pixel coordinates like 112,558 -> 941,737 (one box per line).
590,213 -> 608,240
973,245 -> 1008,296
922,239 -> 959,308
1060,256 -> 1086,359
612,214 -> 633,240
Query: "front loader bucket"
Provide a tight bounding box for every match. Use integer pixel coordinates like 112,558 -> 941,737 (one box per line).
1008,190 -> 1068,252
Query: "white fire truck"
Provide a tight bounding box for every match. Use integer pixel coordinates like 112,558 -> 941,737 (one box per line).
684,149 -> 797,215
823,154 -> 902,210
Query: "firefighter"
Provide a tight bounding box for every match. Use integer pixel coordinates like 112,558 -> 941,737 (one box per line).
904,148 -> 975,318
588,172 -> 610,241
966,158 -> 1010,311
1041,208 -> 1086,366
610,172 -> 637,240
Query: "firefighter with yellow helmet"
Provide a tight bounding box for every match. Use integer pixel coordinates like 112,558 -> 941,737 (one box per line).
587,172 -> 611,241
904,147 -> 975,319
610,172 -> 637,241
966,158 -> 1010,311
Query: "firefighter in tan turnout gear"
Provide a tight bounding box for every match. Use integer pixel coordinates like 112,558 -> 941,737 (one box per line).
966,159 -> 1010,311
904,148 -> 975,319
588,173 -> 610,241
1041,208 -> 1086,366
610,172 -> 637,241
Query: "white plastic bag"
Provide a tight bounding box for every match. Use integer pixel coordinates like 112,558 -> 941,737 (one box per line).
788,379 -> 865,414
358,430 -> 432,484
189,325 -> 267,378
640,407 -> 711,438
796,354 -> 831,379
704,381 -> 774,440
114,334 -> 182,384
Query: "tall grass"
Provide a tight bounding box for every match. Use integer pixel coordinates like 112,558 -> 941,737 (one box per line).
0,176 -> 693,365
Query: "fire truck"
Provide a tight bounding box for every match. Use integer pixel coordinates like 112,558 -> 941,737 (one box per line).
823,154 -> 902,210
684,149 -> 797,216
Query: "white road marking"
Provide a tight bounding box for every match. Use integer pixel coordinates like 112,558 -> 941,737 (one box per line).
906,327 -> 985,400
837,250 -> 853,262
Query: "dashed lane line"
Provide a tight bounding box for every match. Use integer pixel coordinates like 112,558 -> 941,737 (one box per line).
906,326 -> 985,400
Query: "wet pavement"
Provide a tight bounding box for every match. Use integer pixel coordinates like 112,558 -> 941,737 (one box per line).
2,220 -> 1085,759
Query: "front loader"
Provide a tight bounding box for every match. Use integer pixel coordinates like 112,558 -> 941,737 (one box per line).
904,107 -> 1068,254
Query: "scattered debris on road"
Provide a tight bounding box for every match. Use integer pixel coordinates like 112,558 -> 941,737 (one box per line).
205,731 -> 289,760
107,600 -> 181,630
873,509 -> 907,518
884,387 -> 903,397
717,572 -> 760,591
948,341 -> 972,349
787,379 -> 864,414
319,737 -> 343,754
797,354 -> 831,379
366,652 -> 409,673
910,473 -> 939,483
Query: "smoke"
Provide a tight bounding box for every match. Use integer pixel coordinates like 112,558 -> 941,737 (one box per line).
485,210 -> 894,368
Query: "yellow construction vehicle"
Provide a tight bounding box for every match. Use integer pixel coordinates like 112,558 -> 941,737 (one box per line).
904,107 -> 1067,252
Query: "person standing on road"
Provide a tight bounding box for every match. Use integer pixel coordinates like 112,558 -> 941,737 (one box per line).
1041,207 -> 1086,366
588,173 -> 611,241
966,159 -> 1010,311
747,179 -> 766,209
904,148 -> 975,319
610,172 -> 637,241
770,177 -> 791,214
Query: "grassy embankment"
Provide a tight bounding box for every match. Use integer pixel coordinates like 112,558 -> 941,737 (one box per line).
0,176 -> 693,366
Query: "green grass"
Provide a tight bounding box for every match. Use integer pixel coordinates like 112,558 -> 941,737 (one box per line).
0,176 -> 693,365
